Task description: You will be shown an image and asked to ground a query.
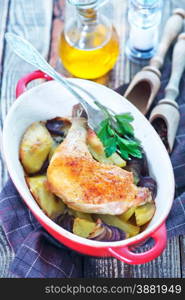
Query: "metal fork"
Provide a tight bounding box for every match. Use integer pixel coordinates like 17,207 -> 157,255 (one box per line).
5,33 -> 107,131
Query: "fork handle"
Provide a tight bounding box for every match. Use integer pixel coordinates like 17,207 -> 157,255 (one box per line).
16,69 -> 104,131
150,9 -> 185,70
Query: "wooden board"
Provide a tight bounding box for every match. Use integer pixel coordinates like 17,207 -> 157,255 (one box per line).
82,0 -> 182,278
171,0 -> 185,278
180,236 -> 185,278
0,0 -> 11,279
0,0 -> 185,278
0,0 -> 10,70
83,237 -> 181,278
0,0 -> 10,184
0,0 -> 53,278
0,0 -> 53,187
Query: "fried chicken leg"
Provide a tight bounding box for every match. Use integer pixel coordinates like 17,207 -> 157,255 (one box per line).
47,118 -> 151,214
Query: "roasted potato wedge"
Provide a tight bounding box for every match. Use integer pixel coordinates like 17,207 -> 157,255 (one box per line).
68,209 -> 93,221
20,122 -> 53,174
119,207 -> 136,222
48,141 -> 58,161
73,217 -> 97,238
96,214 -> 140,237
87,129 -> 126,167
27,175 -> 65,219
135,202 -> 156,226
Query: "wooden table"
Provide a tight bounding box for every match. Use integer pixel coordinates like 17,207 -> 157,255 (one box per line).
0,0 -> 185,278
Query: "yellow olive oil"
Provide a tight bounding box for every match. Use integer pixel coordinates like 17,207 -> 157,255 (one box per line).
59,27 -> 119,79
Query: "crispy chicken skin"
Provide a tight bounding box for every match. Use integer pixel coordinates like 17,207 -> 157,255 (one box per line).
47,118 -> 151,215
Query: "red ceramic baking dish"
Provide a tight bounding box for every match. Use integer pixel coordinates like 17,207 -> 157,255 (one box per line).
2,70 -> 175,264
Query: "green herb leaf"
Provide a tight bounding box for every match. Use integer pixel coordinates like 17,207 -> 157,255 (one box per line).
95,104 -> 142,161
97,119 -> 109,142
128,148 -> 142,159
117,136 -> 139,148
116,113 -> 134,122
117,136 -> 142,159
118,147 -> 130,160
104,136 -> 117,157
107,124 -> 115,137
115,114 -> 134,136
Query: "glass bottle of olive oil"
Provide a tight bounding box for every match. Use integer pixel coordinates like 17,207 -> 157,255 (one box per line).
59,0 -> 119,79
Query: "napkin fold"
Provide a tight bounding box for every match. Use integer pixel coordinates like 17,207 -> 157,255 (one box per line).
1,57 -> 185,277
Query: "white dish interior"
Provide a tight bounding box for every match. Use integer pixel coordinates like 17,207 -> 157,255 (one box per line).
2,79 -> 175,247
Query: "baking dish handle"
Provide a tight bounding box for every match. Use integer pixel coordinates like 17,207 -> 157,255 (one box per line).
16,70 -> 53,98
108,222 -> 167,265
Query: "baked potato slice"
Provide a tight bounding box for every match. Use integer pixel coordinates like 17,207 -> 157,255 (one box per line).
73,217 -> 97,238
68,209 -> 93,221
20,122 -> 53,174
135,202 -> 156,226
118,206 -> 136,222
48,141 -> 58,161
96,214 -> 140,237
27,175 -> 65,219
87,129 -> 126,167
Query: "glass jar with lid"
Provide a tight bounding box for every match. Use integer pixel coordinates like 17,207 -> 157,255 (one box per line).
126,0 -> 162,61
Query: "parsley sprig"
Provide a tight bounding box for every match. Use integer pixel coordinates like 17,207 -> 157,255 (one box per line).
95,102 -> 142,160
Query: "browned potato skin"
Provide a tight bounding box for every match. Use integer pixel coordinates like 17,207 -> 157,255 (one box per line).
20,122 -> 53,174
26,175 -> 65,219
